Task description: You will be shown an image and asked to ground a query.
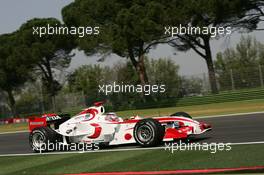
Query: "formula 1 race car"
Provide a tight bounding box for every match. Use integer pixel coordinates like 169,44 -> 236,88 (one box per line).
28,102 -> 212,152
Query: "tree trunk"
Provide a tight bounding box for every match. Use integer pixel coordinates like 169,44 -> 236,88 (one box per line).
136,55 -> 153,102
128,47 -> 150,86
45,58 -> 55,97
128,47 -> 152,101
203,37 -> 219,94
7,89 -> 17,117
136,54 -> 149,86
41,57 -> 56,111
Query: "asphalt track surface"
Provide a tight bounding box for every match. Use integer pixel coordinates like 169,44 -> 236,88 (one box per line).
1,113 -> 264,155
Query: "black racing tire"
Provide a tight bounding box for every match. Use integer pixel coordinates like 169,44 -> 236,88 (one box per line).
170,112 -> 192,119
134,118 -> 165,147
29,127 -> 59,152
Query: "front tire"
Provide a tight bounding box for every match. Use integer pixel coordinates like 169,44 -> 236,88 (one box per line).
134,118 -> 165,147
29,127 -> 59,152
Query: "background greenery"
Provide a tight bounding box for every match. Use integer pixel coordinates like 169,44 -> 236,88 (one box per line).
0,0 -> 264,118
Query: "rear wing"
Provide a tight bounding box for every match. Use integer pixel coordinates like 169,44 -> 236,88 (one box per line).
28,117 -> 47,132
28,114 -> 71,132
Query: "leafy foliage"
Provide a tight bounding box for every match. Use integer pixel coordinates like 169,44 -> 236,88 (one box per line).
62,0 -> 171,99
67,58 -> 180,110
215,36 -> 264,90
17,18 -> 76,97
0,33 -> 34,116
68,64 -> 111,105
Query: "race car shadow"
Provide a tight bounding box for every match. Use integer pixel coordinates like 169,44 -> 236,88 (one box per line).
188,136 -> 212,143
30,136 -> 213,153
100,136 -> 212,150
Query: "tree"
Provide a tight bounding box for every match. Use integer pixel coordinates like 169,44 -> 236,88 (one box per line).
62,0 -> 264,97
179,76 -> 203,96
0,33 -> 34,116
67,57 -> 180,110
17,18 -> 76,111
229,1 -> 264,31
215,36 -> 264,90
68,65 -> 111,105
145,58 -> 180,100
62,0 -> 171,101
166,0 -> 263,94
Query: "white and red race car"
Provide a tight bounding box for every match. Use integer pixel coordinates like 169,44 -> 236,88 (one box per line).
28,102 -> 211,151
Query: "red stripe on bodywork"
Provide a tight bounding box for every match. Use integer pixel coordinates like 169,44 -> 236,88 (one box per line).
164,128 -> 188,139
88,123 -> 102,139
106,119 -> 140,124
79,108 -> 98,115
80,109 -> 98,121
108,117 -> 196,125
156,117 -> 197,124
65,166 -> 264,175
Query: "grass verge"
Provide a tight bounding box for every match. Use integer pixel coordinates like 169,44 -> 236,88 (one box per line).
0,144 -> 263,175
1,99 -> 264,133
116,99 -> 264,117
0,123 -> 28,133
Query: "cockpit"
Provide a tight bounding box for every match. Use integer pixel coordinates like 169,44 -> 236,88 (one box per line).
105,112 -> 120,122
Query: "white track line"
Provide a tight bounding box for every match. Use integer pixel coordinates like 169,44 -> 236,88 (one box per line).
0,130 -> 28,135
1,111 -> 264,135
230,141 -> 264,146
195,111 -> 264,119
0,147 -> 164,157
0,141 -> 264,157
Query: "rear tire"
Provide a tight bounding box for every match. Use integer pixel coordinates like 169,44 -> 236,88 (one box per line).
29,127 -> 59,152
170,112 -> 192,119
134,118 -> 165,147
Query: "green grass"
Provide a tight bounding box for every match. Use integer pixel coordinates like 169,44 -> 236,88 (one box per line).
116,99 -> 264,117
0,144 -> 263,175
0,123 -> 28,133
1,98 -> 264,133
176,88 -> 264,106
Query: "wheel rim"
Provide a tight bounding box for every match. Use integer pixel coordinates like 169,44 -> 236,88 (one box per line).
32,132 -> 45,149
137,125 -> 153,142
